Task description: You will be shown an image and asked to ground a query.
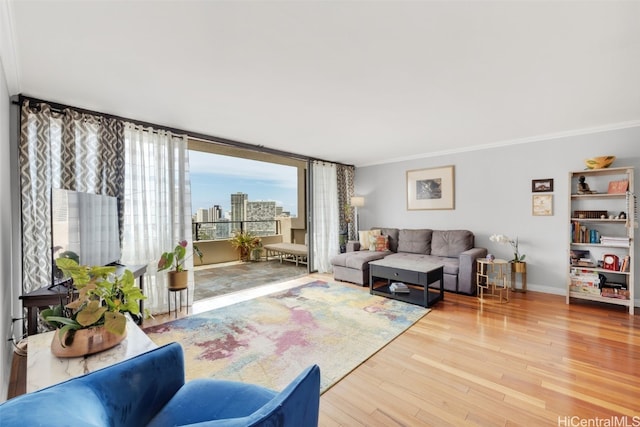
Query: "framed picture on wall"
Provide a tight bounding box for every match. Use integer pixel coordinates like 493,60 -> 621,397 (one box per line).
532,194 -> 553,216
406,165 -> 455,210
532,178 -> 554,193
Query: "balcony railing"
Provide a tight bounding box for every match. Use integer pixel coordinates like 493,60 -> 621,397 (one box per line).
192,220 -> 281,242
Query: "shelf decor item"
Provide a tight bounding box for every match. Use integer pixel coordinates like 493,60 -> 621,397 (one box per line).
584,156 -> 616,170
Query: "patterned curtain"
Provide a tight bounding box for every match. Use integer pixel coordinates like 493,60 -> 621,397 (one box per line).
19,101 -> 125,294
337,164 -> 355,242
120,123 -> 192,315
20,102 -> 54,294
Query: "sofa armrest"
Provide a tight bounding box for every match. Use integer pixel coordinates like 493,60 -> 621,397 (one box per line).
458,247 -> 488,295
346,240 -> 361,252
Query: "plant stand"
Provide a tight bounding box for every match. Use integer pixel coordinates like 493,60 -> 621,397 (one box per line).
168,286 -> 188,318
511,261 -> 527,293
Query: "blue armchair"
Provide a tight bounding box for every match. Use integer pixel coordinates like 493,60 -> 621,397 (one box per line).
0,342 -> 321,426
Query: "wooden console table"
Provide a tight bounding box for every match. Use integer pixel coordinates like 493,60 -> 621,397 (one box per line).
20,264 -> 147,336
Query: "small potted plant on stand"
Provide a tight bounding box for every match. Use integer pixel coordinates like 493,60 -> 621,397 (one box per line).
490,234 -> 527,291
157,240 -> 203,289
41,259 -> 146,357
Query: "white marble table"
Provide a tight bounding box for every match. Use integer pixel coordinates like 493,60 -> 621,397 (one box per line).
27,316 -> 157,392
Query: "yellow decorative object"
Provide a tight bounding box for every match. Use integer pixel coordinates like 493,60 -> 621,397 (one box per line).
584,156 -> 616,169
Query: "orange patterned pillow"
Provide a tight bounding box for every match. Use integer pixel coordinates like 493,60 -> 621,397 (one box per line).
375,235 -> 389,251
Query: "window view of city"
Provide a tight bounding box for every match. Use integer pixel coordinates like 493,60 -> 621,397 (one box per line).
189,152 -> 298,241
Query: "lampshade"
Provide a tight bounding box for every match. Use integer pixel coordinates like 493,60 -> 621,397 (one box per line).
350,196 -> 365,207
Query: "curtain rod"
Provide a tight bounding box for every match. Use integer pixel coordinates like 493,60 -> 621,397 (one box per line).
13,94 -> 353,167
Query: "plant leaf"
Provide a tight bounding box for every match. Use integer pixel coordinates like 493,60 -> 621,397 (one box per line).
76,300 -> 108,326
104,312 -> 126,335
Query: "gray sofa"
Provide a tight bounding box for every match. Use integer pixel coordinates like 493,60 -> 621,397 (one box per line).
330,228 -> 487,295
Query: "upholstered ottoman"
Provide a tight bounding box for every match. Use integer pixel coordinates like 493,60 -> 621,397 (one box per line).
330,250 -> 388,286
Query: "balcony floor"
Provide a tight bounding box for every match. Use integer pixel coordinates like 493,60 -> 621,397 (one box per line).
193,259 -> 308,302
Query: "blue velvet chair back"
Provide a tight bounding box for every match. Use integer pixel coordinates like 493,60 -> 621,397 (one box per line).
0,342 -> 321,427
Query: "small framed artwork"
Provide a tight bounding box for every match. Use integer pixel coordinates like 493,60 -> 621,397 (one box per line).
407,165 -> 455,210
607,180 -> 628,194
532,178 -> 554,193
532,194 -> 553,216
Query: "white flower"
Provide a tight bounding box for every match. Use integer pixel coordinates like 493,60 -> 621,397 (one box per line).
489,234 -> 525,262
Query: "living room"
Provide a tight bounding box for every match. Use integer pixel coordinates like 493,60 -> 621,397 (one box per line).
1,1 -> 639,425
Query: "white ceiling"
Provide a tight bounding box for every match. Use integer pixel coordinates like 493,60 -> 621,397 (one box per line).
2,1 -> 639,166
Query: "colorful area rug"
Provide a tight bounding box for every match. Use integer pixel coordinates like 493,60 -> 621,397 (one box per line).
144,280 -> 429,393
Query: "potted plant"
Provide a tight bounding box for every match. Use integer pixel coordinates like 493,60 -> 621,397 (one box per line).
230,230 -> 262,262
489,234 -> 527,272
157,240 -> 203,289
41,258 -> 146,357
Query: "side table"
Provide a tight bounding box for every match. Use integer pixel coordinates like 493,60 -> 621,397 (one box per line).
27,316 -> 157,392
476,258 -> 510,303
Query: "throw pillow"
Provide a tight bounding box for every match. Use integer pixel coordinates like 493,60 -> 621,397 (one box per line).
358,229 -> 381,250
375,235 -> 389,251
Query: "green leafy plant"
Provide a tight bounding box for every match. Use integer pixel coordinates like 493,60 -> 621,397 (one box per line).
230,230 -> 262,262
157,240 -> 203,272
42,258 -> 146,347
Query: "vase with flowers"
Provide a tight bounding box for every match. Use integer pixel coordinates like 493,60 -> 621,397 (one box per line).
489,234 -> 526,263
158,240 -> 203,289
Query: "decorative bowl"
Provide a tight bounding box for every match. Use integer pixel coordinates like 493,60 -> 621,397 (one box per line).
584,156 -> 616,170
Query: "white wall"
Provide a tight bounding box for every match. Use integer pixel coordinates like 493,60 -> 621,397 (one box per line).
0,54 -> 15,400
355,127 -> 639,303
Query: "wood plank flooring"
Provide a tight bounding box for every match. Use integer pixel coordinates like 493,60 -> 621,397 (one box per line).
318,277 -> 640,426
9,273 -> 640,427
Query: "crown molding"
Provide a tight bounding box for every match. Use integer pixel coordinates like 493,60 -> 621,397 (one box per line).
357,120 -> 640,168
0,0 -> 21,95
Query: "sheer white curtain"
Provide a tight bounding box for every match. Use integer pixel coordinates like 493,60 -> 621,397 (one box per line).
121,123 -> 193,315
311,161 -> 340,273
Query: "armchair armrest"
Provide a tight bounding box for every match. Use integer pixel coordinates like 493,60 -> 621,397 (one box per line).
346,240 -> 361,252
0,343 -> 185,427
458,247 -> 488,295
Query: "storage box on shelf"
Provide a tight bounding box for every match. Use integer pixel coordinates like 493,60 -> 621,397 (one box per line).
567,166 -> 636,314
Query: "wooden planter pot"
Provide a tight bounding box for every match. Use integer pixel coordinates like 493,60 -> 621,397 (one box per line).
51,326 -> 126,358
168,270 -> 188,290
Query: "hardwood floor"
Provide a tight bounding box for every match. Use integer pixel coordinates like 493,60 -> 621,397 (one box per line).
319,279 -> 640,426
8,274 -> 640,426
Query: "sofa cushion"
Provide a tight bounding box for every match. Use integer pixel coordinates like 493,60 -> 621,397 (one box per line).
374,235 -> 389,251
358,229 -> 381,250
431,230 -> 474,257
397,229 -> 432,254
373,228 -> 399,253
330,250 -> 388,270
